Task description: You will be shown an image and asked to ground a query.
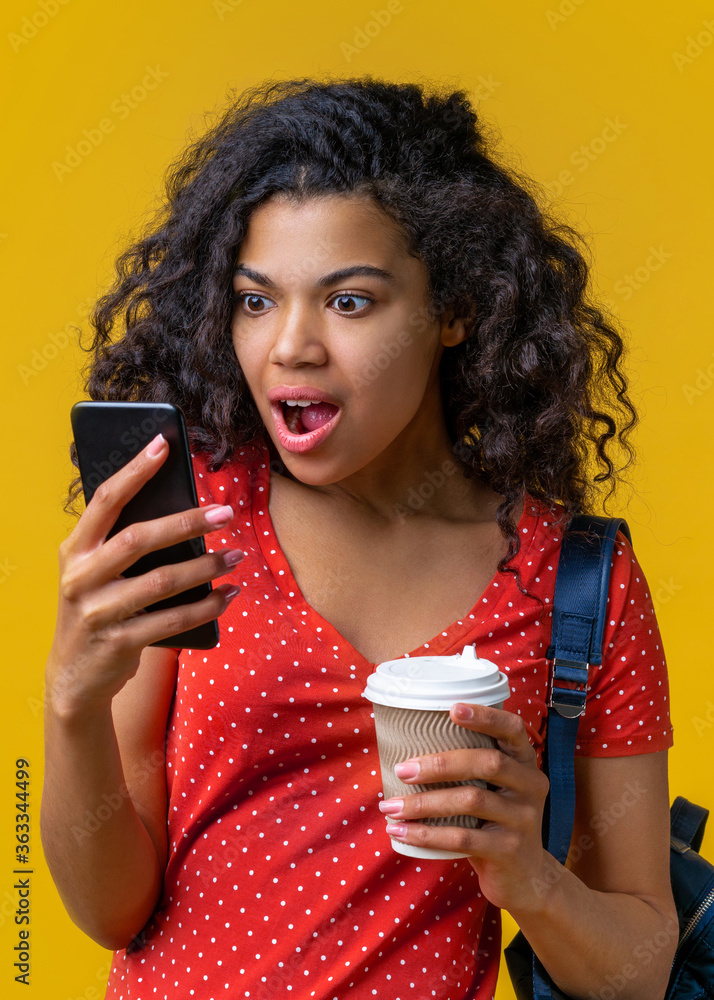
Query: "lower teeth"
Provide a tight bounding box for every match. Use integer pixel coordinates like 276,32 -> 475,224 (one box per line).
285,405 -> 307,435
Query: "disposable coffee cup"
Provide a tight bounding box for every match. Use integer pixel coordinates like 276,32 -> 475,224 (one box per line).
362,643 -> 510,860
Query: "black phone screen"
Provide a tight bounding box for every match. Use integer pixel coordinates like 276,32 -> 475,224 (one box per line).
70,401 -> 219,650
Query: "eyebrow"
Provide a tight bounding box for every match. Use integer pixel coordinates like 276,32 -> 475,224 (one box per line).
232,264 -> 397,287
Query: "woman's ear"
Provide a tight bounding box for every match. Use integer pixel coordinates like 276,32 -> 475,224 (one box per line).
439,312 -> 469,348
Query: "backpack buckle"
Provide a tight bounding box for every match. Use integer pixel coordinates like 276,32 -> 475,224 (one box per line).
547,657 -> 589,719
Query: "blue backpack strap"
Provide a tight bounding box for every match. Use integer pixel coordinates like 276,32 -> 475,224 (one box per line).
671,795 -> 709,854
532,514 -> 631,999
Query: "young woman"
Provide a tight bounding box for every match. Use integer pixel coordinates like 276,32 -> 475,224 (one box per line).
41,77 -> 677,999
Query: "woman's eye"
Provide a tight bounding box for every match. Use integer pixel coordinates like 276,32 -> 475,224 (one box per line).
235,292 -> 273,313
234,291 -> 371,314
331,293 -> 372,313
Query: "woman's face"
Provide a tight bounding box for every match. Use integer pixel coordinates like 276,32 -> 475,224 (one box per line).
230,192 -> 465,485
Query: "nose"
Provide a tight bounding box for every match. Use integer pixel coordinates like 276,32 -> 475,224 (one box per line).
268,301 -> 328,368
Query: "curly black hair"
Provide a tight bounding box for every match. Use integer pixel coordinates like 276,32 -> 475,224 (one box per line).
67,75 -> 638,611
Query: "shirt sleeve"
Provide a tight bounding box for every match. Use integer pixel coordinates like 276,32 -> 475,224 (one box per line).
574,529 -> 675,757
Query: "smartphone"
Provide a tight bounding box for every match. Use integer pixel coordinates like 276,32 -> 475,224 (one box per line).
70,401 -> 220,650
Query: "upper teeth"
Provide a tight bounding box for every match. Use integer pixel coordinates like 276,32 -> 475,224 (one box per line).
280,399 -> 320,407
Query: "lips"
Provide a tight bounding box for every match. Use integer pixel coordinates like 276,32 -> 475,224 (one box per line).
270,399 -> 342,454
267,384 -> 342,407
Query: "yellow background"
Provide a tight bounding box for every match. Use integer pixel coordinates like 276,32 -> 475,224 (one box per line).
2,0 -> 713,997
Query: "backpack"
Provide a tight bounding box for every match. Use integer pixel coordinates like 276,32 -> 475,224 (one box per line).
503,514 -> 714,999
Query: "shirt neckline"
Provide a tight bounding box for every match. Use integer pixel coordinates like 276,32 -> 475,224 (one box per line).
249,436 -> 542,668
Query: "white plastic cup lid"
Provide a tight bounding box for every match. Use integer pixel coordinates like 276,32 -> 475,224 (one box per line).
361,643 -> 510,711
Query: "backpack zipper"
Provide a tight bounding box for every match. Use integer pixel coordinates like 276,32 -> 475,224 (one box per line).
679,885 -> 714,947
673,885 -> 714,960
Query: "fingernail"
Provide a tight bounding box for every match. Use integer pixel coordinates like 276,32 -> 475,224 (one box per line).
147,433 -> 166,456
454,703 -> 473,720
394,761 -> 420,780
223,585 -> 240,600
379,799 -> 404,815
387,823 -> 408,839
223,548 -> 244,567
206,504 -> 234,525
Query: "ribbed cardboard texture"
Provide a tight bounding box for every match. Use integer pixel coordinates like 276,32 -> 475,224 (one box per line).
373,703 -> 498,829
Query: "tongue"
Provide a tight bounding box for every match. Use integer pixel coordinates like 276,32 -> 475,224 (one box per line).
300,402 -> 339,432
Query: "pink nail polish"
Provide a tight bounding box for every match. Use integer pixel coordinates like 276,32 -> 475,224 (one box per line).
387,823 -> 408,839
147,433 -> 166,456
378,799 -> 404,815
394,761 -> 420,780
205,504 -> 233,525
223,548 -> 244,567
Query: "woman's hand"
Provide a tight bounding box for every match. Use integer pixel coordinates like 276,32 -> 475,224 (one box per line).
47,433 -> 244,718
378,702 -> 553,915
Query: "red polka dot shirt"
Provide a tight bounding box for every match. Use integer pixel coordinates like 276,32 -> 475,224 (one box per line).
104,436 -> 674,1000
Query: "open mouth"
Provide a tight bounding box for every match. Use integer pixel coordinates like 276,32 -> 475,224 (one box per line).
281,400 -> 340,435
270,399 -> 342,454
